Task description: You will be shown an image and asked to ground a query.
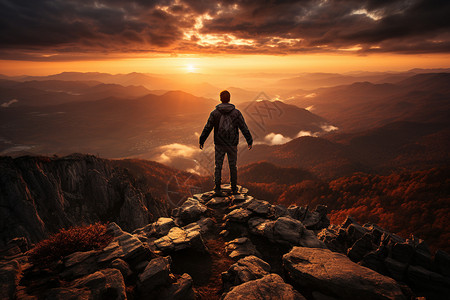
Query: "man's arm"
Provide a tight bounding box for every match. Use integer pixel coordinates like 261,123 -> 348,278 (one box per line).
199,112 -> 214,148
237,111 -> 253,148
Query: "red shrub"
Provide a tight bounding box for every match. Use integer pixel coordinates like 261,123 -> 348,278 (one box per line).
29,223 -> 112,266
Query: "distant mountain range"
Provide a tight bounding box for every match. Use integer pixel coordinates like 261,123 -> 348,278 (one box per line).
284,72 -> 450,132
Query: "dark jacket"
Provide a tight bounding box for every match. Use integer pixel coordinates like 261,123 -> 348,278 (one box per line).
199,103 -> 253,146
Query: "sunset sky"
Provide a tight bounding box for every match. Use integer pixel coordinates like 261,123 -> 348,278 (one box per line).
1,0 -> 449,75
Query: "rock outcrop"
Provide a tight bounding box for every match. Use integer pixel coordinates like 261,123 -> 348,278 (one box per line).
0,183 -> 449,299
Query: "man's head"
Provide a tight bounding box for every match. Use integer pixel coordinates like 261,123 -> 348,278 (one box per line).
220,90 -> 231,103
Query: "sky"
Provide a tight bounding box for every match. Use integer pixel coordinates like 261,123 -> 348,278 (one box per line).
1,0 -> 449,75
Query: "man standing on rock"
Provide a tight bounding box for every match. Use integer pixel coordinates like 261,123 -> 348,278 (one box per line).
199,90 -> 253,195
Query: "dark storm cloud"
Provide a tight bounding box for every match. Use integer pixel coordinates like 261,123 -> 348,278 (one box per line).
0,0 -> 449,59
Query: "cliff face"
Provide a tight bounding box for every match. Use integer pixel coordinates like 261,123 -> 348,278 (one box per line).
0,154 -> 170,246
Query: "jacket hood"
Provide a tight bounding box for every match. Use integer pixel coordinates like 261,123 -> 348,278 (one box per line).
216,103 -> 235,114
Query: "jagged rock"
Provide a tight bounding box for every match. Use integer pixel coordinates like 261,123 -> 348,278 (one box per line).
0,260 -> 21,300
138,256 -> 171,295
283,247 -> 406,299
153,227 -> 207,253
341,215 -> 357,228
246,199 -> 271,216
193,191 -> 215,203
133,217 -> 176,240
222,273 -> 305,300
226,208 -> 253,223
70,268 -> 126,300
434,249 -> 450,277
317,225 -> 348,253
407,265 -> 450,296
363,224 -> 385,245
287,205 -> 307,220
391,242 -> 415,265
225,237 -> 260,259
172,198 -> 207,225
98,224 -> 152,267
347,233 -> 375,262
302,205 -> 330,230
346,223 -> 368,244
206,196 -> 231,207
272,205 -> 288,219
221,255 -> 271,292
158,273 -> 195,300
183,217 -> 215,235
109,258 -> 133,279
60,250 -> 98,280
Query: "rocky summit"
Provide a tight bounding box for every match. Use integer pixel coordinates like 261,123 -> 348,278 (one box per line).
1,184 -> 449,300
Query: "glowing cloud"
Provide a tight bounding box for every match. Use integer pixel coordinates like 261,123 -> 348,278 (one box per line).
264,133 -> 292,145
156,143 -> 200,163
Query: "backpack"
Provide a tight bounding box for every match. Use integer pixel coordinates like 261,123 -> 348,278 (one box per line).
218,111 -> 234,142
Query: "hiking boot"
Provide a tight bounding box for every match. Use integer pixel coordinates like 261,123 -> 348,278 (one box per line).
231,186 -> 239,195
214,185 -> 223,196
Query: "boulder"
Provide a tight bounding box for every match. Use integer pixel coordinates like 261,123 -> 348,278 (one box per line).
97,230 -> 152,267
225,237 -> 260,259
183,217 -> 215,235
273,217 -> 304,245
226,208 -> 253,223
283,247 -> 406,299
249,217 -> 324,248
246,199 -> 272,216
221,255 -> 271,292
60,250 -> 98,280
158,273 -> 195,300
153,227 -> 207,253
222,273 -> 305,300
171,198 -> 207,225
109,258 -> 133,279
138,256 -> 171,295
0,260 -> 21,300
70,268 -> 126,300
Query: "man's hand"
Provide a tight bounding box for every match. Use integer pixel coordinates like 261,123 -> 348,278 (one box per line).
199,144 -> 204,150
248,144 -> 252,150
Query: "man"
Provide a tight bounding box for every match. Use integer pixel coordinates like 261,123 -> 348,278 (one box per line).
199,90 -> 253,195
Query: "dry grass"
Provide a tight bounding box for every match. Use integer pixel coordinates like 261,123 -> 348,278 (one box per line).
29,223 -> 112,266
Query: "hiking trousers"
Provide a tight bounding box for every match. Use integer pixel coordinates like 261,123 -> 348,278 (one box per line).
214,144 -> 238,189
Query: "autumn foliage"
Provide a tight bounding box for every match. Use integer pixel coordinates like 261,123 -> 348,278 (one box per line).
29,223 -> 112,266
240,163 -> 450,253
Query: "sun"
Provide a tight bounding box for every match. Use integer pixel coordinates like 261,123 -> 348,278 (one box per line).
185,64 -> 197,73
